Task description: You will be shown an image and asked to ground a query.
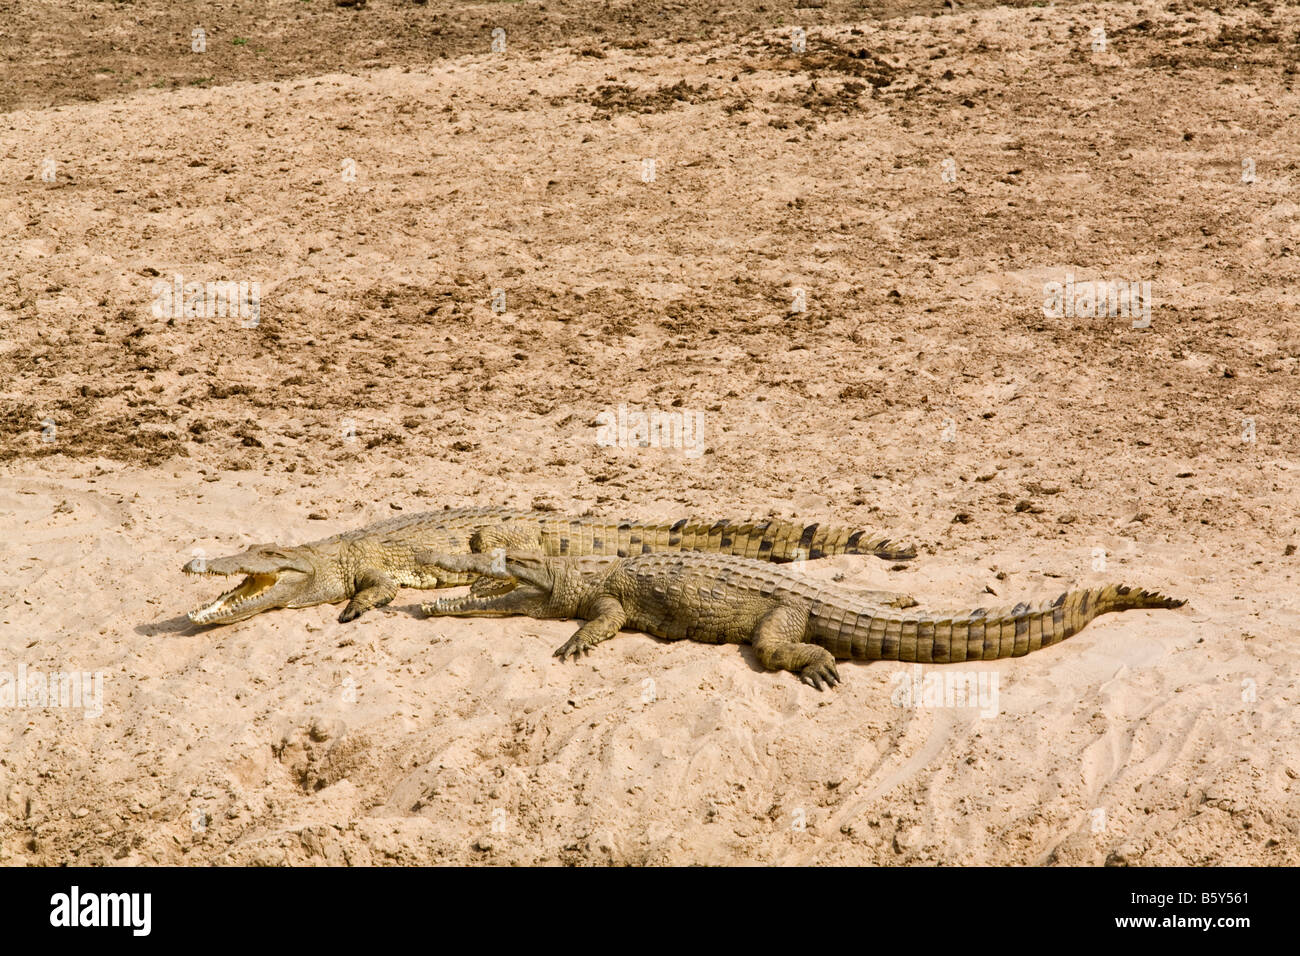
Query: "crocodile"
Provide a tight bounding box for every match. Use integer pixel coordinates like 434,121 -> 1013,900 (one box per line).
417,550 -> 1185,690
182,507 -> 916,626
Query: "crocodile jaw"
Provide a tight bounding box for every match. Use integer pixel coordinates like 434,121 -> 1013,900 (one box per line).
422,583 -> 546,618
184,567 -> 310,625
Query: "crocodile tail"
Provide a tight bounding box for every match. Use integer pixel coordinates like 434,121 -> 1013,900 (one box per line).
841,585 -> 1184,663
775,521 -> 917,561
537,517 -> 915,562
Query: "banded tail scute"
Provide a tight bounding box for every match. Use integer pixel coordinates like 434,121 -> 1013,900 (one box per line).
842,584 -> 1185,663
536,516 -> 915,562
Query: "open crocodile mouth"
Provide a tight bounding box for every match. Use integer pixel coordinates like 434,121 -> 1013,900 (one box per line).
423,593 -> 493,615
184,568 -> 283,624
467,574 -> 519,598
421,579 -> 546,618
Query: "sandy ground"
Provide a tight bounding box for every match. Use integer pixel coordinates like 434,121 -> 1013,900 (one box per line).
1,0 -> 1298,865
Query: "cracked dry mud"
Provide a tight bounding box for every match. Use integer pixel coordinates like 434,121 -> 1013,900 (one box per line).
1,1 -> 1297,864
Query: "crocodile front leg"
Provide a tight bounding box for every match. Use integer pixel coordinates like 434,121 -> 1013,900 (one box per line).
552,595 -> 627,661
750,603 -> 840,690
339,569 -> 398,622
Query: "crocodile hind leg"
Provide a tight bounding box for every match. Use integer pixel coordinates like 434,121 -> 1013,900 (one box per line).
750,603 -> 840,690
338,569 -> 398,622
553,595 -> 627,661
460,528 -> 549,598
470,522 -> 545,554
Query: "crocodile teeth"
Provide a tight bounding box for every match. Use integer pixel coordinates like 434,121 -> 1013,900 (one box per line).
188,572 -> 278,623
423,597 -> 465,613
421,594 -> 486,616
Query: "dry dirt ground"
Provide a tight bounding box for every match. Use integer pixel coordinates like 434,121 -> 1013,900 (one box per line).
1,0 -> 1298,865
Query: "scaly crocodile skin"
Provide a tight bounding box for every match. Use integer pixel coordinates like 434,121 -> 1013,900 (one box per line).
183,507 -> 915,625
419,551 -> 1184,691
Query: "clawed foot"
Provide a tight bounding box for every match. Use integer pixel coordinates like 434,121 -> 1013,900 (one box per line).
339,596 -> 393,623
800,660 -> 841,691
553,635 -> 593,662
